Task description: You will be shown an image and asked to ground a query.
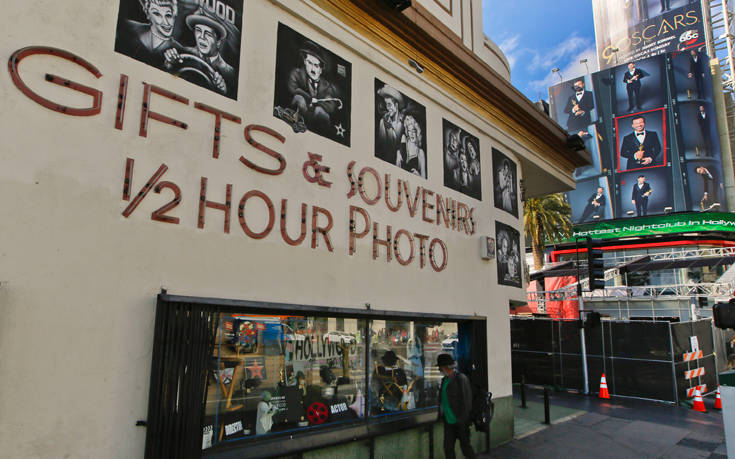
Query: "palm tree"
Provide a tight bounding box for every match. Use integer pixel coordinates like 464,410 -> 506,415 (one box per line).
524,193 -> 573,271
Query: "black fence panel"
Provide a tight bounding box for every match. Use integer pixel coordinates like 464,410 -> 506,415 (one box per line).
558,321 -> 582,354
511,350 -> 554,385
511,318 -> 554,352
609,321 -> 672,361
693,320 -> 715,355
610,358 -> 676,402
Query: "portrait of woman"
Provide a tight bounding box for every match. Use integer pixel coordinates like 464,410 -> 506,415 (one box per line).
397,113 -> 427,178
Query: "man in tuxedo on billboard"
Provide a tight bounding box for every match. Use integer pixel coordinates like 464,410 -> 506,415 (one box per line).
631,175 -> 652,216
620,116 -> 662,170
689,48 -> 706,99
563,79 -> 594,136
695,166 -> 717,203
623,62 -> 645,112
579,187 -> 606,222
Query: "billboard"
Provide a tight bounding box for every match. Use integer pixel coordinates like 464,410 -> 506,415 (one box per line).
593,0 -> 705,70
549,50 -> 727,225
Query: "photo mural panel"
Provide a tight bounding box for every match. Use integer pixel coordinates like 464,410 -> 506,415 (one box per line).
567,176 -> 613,224
615,108 -> 667,173
492,148 -> 518,218
612,54 -> 667,115
374,79 -> 428,179
548,75 -> 598,137
616,167 -> 674,218
442,119 -> 481,200
115,0 -> 243,100
273,23 -> 352,146
496,221 -> 521,288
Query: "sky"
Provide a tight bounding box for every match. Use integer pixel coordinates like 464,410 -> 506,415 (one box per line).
482,0 -> 597,102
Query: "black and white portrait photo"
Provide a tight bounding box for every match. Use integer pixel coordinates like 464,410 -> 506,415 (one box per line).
492,148 -> 518,218
442,119 -> 481,200
496,221 -> 521,288
273,23 -> 352,146
115,0 -> 243,100
374,79 -> 428,178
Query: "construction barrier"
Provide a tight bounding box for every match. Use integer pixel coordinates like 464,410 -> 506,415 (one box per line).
511,318 -> 719,403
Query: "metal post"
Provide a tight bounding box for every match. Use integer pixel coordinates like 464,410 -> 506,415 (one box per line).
575,237 -> 590,395
668,321 -> 679,404
543,387 -> 551,424
521,375 -> 527,408
580,294 -> 590,394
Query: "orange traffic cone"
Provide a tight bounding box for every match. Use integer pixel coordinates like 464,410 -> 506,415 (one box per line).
692,388 -> 707,413
599,373 -> 610,399
715,387 -> 722,410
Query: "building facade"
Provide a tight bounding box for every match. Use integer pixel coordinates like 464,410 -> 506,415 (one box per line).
0,1 -> 586,457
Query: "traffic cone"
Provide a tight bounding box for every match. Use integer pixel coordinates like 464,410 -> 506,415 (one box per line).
599,373 -> 610,399
692,389 -> 707,413
715,387 -> 722,410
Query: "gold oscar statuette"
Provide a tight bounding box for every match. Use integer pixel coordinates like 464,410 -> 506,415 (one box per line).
687,89 -> 692,99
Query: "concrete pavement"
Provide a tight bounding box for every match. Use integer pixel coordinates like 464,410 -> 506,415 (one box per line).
482,386 -> 726,458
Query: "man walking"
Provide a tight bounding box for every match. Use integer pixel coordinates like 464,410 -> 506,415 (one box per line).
437,353 -> 475,459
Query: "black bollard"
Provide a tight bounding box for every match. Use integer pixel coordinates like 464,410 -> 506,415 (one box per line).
520,375 -> 527,409
543,387 -> 551,425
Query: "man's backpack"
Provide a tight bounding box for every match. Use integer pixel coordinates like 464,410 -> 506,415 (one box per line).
470,390 -> 494,432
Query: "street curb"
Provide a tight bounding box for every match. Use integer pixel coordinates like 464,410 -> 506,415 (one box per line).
514,411 -> 586,440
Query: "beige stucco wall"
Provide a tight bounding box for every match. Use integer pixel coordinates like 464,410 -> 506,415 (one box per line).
0,1 -> 561,457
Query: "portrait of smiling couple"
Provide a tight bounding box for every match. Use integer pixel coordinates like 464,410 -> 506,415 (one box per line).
115,0 -> 242,99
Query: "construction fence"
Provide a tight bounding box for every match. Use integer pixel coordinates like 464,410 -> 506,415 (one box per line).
511,317 -> 719,403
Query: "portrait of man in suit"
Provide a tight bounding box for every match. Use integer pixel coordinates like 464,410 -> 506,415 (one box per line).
272,23 -> 352,146
163,11 -> 236,97
623,62 -> 645,112
619,116 -> 662,170
563,79 -> 595,136
579,187 -> 606,222
697,105 -> 712,156
688,48 -> 705,99
631,175 -> 653,216
695,166 -> 718,203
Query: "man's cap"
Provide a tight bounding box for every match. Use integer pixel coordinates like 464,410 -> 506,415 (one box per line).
186,13 -> 227,40
436,353 -> 455,367
377,84 -> 403,107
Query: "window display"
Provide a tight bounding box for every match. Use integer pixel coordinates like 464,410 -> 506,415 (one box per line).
199,312 -> 463,451
202,314 -> 366,449
369,320 -> 458,415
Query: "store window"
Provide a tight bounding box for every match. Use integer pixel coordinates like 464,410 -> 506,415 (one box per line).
144,298 -> 476,456
368,320 -> 458,415
202,314 -> 367,449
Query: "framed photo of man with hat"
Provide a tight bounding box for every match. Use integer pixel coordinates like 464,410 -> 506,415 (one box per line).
374,79 -> 428,178
273,23 -> 352,146
115,0 -> 243,100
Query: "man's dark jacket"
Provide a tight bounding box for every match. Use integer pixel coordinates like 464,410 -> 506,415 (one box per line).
437,370 -> 473,424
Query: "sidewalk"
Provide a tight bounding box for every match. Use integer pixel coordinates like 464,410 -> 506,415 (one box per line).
481,387 -> 726,458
